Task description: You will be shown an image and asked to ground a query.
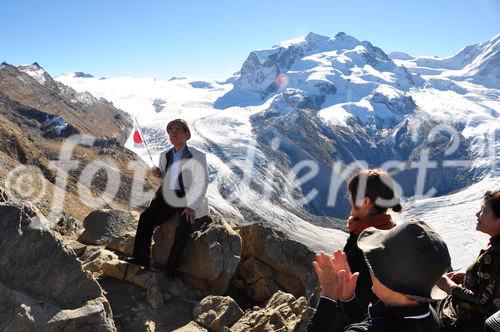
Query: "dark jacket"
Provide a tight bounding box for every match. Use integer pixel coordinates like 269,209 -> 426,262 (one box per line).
344,232 -> 380,314
343,214 -> 395,318
436,235 -> 500,331
308,297 -> 441,332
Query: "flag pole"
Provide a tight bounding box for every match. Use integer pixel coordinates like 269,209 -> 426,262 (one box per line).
134,117 -> 155,165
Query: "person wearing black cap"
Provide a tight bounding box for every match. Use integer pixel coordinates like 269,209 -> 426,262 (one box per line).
434,190 -> 500,331
127,119 -> 209,277
308,220 -> 451,331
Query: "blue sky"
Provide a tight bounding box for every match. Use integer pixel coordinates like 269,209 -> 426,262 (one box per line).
1,0 -> 499,80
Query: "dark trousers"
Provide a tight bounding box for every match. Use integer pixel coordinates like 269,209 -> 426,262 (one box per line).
132,188 -> 191,269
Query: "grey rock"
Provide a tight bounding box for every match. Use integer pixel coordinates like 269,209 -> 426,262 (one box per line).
78,209 -> 138,246
0,203 -> 115,331
64,240 -> 87,257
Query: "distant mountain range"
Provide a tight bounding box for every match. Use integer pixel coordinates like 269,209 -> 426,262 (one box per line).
2,31 -> 497,265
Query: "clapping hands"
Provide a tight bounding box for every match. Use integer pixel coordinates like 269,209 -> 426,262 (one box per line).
312,250 -> 359,301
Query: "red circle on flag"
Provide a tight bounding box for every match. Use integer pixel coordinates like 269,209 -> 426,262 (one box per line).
133,131 -> 142,144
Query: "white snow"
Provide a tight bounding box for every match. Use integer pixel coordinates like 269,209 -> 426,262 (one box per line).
45,116 -> 68,135
18,64 -> 47,85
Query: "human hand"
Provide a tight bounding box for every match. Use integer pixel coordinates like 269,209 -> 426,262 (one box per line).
312,250 -> 359,301
151,167 -> 162,178
181,207 -> 195,224
436,275 -> 458,294
446,271 -> 465,284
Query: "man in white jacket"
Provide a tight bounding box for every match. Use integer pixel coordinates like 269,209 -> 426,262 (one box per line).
128,119 -> 209,277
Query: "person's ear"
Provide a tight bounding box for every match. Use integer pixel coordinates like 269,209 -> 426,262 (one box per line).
361,197 -> 372,209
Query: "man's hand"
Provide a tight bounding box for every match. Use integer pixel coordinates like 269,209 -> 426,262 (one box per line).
312,250 -> 359,301
151,167 -> 162,178
181,207 -> 195,224
436,274 -> 458,294
446,271 -> 465,284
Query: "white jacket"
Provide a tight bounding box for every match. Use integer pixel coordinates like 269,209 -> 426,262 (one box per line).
158,145 -> 209,218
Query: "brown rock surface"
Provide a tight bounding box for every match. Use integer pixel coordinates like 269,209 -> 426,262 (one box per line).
193,296 -> 244,331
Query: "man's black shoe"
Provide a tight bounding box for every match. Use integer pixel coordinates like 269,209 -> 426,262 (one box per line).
124,257 -> 150,269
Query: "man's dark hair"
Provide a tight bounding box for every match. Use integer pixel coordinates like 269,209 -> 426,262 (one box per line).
348,169 -> 402,214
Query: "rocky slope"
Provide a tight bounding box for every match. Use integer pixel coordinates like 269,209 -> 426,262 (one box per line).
0,62 -> 155,222
0,196 -> 318,331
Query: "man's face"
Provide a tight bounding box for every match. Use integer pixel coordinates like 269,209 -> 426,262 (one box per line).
167,124 -> 188,147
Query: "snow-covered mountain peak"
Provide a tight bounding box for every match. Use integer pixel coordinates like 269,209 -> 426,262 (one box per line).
17,62 -> 50,85
272,31 -> 362,55
217,32 -> 417,129
388,51 -> 415,61
395,33 -> 500,88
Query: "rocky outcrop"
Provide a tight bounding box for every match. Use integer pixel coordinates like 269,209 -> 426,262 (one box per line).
180,213 -> 242,294
152,211 -> 242,295
193,296 -> 244,331
0,63 -> 155,222
231,291 -> 312,331
190,291 -> 311,331
77,209 -> 138,247
0,203 -> 115,331
102,260 -> 167,310
232,223 -> 318,304
151,214 -> 179,266
80,246 -> 119,276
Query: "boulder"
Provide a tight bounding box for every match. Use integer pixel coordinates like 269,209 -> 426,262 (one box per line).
0,203 -> 115,331
79,246 -> 119,275
77,209 -> 138,248
193,296 -> 244,331
231,291 -> 313,331
150,211 -> 241,294
178,212 -> 242,294
151,214 -> 179,265
238,257 -> 279,303
234,223 -> 318,303
107,233 -> 135,256
101,260 -> 166,309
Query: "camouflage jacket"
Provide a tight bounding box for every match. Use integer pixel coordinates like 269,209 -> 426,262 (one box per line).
438,235 -> 500,330
453,235 -> 500,313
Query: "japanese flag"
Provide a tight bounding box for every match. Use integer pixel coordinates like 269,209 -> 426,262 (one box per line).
132,123 -> 145,148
